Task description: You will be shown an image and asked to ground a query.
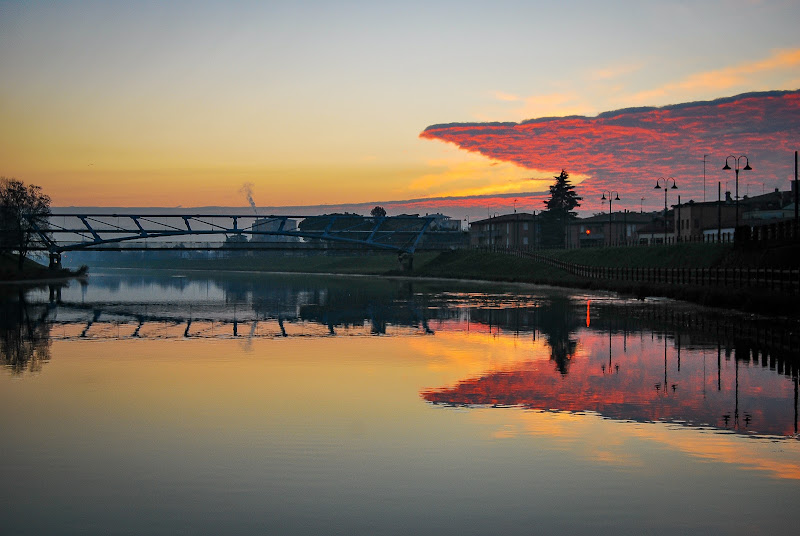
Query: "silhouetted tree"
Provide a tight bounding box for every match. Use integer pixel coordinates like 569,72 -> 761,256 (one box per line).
0,178 -> 51,270
539,170 -> 581,248
370,206 -> 387,218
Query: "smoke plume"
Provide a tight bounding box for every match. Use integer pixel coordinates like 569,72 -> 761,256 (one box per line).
239,182 -> 258,216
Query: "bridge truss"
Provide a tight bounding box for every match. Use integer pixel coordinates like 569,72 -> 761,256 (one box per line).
26,213 -> 445,266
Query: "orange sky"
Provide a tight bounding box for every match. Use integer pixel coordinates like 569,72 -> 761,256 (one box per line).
1,2 -> 799,215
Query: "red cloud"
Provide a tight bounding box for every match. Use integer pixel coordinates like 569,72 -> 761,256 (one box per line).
421,90 -> 800,213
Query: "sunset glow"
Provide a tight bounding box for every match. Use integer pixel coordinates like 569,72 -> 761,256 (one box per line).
1,2 -> 798,216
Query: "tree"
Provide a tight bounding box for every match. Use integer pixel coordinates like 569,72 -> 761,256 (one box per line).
370,206 -> 387,218
540,170 -> 581,248
0,178 -> 52,270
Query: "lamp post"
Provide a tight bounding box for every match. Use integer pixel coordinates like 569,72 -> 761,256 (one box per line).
654,178 -> 677,245
722,155 -> 752,230
601,190 -> 620,246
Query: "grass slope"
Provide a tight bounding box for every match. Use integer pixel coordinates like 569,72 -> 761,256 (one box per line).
122,252 -> 440,275
544,243 -> 732,268
0,253 -> 52,281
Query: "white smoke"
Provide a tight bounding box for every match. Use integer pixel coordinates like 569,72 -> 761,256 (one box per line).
239,182 -> 258,216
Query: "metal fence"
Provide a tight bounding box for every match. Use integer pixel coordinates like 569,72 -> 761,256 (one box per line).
525,252 -> 800,294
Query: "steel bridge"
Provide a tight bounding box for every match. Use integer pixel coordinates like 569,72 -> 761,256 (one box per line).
26,213 -> 446,268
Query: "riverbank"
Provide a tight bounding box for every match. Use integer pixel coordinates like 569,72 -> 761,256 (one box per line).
412,249 -> 798,317
0,254 -> 87,283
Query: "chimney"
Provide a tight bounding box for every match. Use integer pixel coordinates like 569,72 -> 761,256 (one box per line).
725,191 -> 732,202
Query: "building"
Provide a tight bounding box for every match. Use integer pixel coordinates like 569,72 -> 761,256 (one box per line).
637,219 -> 676,245
567,211 -> 657,248
426,213 -> 461,232
674,188 -> 795,242
251,217 -> 299,242
673,197 -> 737,242
469,213 -> 538,249
741,188 -> 796,222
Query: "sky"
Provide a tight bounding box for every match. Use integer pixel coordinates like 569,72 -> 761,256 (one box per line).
1,0 -> 799,218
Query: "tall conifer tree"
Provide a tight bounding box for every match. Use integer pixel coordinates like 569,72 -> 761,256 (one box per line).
540,170 -> 581,248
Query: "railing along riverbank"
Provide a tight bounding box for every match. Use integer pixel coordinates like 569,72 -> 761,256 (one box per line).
475,245 -> 800,294
531,252 -> 800,294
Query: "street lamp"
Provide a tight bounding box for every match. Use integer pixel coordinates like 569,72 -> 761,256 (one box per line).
654,177 -> 677,245
601,190 -> 620,246
722,155 -> 752,230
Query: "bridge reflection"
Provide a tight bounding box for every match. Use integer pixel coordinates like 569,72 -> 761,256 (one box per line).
3,275 -> 798,439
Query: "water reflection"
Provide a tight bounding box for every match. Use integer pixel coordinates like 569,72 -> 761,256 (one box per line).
423,315 -> 800,438
0,289 -> 52,374
3,270 -> 799,439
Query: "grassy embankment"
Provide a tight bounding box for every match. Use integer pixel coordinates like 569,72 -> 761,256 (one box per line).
104,251 -> 440,275
0,253 -> 87,282
1,253 -> 55,281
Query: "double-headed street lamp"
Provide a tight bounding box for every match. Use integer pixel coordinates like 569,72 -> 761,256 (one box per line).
722,155 -> 752,229
601,190 -> 620,246
654,177 -> 677,245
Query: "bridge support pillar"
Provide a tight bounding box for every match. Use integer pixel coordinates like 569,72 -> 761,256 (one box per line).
48,284 -> 62,303
398,252 -> 414,273
49,252 -> 62,270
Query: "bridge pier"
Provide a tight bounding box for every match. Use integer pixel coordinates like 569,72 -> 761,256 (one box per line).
398,252 -> 414,273
49,252 -> 62,270
48,285 -> 62,303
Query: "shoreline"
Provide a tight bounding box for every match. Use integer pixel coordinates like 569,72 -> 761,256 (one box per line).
51,245 -> 800,318
82,261 -> 798,321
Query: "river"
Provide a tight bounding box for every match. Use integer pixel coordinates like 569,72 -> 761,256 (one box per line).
1,270 -> 798,535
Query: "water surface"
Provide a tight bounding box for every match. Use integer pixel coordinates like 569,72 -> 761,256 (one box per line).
1,270 -> 798,535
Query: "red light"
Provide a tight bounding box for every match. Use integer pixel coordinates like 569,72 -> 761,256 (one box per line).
585,229 -> 591,235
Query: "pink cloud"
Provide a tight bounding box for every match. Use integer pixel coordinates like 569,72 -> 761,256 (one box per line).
421,90 -> 800,213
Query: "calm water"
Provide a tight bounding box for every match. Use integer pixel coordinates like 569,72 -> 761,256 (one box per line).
1,270 -> 798,535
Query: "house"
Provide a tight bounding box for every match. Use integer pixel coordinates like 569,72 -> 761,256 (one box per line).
426,213 -> 462,232
672,197 -> 737,242
567,211 -> 657,248
674,187 -> 796,243
469,213 -> 538,249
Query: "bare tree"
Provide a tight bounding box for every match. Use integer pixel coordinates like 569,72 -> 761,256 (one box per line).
0,178 -> 52,270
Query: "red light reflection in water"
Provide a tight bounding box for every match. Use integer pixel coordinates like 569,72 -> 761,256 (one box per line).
422,329 -> 799,438
586,300 -> 591,328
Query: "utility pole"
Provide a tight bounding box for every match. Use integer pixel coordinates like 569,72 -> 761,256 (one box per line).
703,154 -> 709,203
717,182 -> 722,243
795,150 -> 798,237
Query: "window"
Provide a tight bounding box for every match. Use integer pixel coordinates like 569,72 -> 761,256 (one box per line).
523,222 -> 529,231
523,237 -> 529,245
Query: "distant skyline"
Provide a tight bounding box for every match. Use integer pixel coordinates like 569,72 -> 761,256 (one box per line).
1,1 -> 799,217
